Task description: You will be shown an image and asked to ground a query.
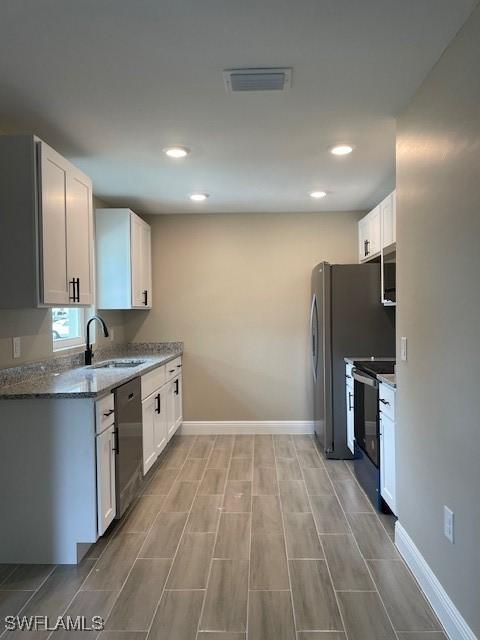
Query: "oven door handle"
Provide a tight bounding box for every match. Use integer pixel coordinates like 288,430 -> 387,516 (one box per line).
352,368 -> 379,389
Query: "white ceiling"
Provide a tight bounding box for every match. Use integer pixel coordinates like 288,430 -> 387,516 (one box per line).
0,0 -> 476,213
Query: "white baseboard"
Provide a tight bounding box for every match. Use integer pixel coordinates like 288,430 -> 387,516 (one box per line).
395,522 -> 477,640
179,420 -> 315,435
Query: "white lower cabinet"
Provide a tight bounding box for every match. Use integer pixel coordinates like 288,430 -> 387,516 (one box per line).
96,423 -> 116,536
142,386 -> 169,475
379,382 -> 396,514
141,362 -> 183,475
345,363 -> 355,454
142,392 -> 158,475
174,375 -> 183,432
155,386 -> 169,454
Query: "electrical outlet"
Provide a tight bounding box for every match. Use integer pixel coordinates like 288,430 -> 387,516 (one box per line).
12,337 -> 21,359
400,336 -> 408,361
444,506 -> 454,543
109,328 -> 115,342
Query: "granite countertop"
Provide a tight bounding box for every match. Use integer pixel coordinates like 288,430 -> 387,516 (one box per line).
0,342 -> 183,400
377,373 -> 396,389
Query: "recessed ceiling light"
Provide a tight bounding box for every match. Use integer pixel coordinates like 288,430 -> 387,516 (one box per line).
163,146 -> 190,158
310,191 -> 327,199
190,193 -> 209,202
330,144 -> 354,156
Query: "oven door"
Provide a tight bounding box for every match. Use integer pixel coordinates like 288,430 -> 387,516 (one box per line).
353,369 -> 380,467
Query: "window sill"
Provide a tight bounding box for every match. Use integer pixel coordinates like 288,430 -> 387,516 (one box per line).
53,341 -> 86,354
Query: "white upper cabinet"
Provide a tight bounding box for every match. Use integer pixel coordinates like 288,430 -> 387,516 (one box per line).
131,212 -> 152,308
95,208 -> 152,310
358,190 -> 396,263
40,142 -> 94,306
358,205 -> 381,262
381,191 -> 396,249
0,134 -> 94,308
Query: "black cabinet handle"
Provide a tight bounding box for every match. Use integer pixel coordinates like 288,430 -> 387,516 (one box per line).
348,391 -> 353,411
69,278 -> 80,302
380,398 -> 390,406
113,428 -> 119,454
143,290 -> 148,306
177,364 -> 182,368
155,393 -> 161,414
174,379 -> 179,395
69,279 -> 76,301
364,240 -> 370,257
103,409 -> 114,417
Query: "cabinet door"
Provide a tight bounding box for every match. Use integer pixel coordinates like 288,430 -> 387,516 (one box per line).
39,142 -> 69,305
66,170 -> 94,305
380,412 -> 396,514
391,190 -> 396,244
173,374 -> 183,432
142,222 -> 152,308
96,424 -> 116,536
166,380 -> 177,441
346,380 -> 354,454
130,213 -> 145,308
142,394 -> 157,475
154,386 -> 168,455
369,205 -> 381,255
381,193 -> 395,249
358,216 -> 369,262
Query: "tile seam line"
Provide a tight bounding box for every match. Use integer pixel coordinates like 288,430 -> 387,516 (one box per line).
195,435 -> 239,638
274,434 -> 301,636
335,455 -> 444,630
91,439 -> 196,640
319,451 -> 402,640
138,436 -> 213,639
294,437 -> 349,638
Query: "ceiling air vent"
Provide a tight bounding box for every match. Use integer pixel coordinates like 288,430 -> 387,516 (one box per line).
223,67 -> 292,93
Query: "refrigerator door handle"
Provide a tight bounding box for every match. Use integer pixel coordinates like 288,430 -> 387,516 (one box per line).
310,294 -> 317,381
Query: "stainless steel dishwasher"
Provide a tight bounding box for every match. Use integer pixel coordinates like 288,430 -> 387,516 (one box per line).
113,377 -> 143,518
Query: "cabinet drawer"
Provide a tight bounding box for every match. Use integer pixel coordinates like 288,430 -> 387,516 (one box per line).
96,393 -> 115,434
166,357 -> 182,381
141,365 -> 166,400
379,382 -> 395,421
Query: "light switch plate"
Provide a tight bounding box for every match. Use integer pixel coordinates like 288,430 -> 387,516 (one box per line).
444,506 -> 454,543
13,337 -> 21,359
400,336 -> 408,361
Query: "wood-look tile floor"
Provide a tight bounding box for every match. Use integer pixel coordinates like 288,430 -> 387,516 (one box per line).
0,435 -> 446,640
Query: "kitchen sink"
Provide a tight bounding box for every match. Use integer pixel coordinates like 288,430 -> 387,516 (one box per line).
91,359 -> 146,369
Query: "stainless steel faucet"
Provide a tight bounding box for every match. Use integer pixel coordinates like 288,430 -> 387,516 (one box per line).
85,315 -> 109,365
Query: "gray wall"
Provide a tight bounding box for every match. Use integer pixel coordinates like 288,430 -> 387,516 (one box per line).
396,5 -> 480,634
125,211 -> 362,421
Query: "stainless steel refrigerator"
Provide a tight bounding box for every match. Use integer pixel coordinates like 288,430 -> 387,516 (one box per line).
310,262 -> 395,459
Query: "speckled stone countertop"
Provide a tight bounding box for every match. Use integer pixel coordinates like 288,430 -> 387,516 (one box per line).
377,373 -> 396,388
0,342 -> 183,400
344,356 -> 396,364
